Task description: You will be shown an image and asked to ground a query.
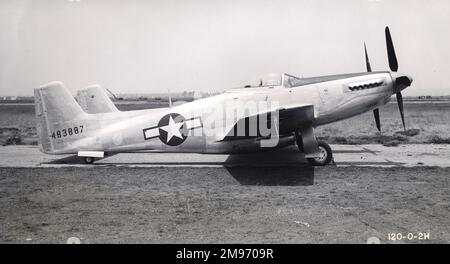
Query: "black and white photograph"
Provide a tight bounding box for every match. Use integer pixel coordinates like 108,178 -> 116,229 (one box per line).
0,0 -> 449,250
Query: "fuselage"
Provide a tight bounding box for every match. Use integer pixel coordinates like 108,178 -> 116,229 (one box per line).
49,71 -> 394,155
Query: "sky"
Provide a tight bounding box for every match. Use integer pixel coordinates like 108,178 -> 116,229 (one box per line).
0,0 -> 449,96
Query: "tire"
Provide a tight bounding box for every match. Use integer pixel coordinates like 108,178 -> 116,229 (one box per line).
84,157 -> 95,164
307,141 -> 333,166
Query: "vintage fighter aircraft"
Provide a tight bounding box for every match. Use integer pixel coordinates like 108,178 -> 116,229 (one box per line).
34,27 -> 412,166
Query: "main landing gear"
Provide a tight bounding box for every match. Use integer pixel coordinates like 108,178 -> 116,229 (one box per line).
296,132 -> 333,166
306,141 -> 333,166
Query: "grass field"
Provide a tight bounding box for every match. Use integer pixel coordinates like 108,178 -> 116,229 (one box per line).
316,101 -> 450,145
0,101 -> 449,146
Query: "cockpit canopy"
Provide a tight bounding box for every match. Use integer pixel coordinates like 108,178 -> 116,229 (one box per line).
243,73 -> 304,88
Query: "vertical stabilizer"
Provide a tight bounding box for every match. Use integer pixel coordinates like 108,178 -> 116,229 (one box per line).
34,81 -> 87,154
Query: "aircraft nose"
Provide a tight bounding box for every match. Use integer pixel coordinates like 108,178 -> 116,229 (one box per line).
393,74 -> 413,93
404,75 -> 413,86
408,75 -> 413,85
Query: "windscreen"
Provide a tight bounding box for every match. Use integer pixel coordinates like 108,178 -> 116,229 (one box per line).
283,73 -> 304,88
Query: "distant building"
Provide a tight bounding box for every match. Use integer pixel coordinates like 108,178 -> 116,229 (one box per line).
1,96 -> 18,100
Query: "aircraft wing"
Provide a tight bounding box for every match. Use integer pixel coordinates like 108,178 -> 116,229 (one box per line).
217,104 -> 314,141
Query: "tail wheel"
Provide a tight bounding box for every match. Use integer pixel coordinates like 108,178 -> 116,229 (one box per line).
84,157 -> 95,164
307,141 -> 333,166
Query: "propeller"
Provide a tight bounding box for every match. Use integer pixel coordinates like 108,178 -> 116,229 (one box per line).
385,27 -> 398,72
396,91 -> 405,131
385,26 -> 411,132
373,108 -> 381,132
364,27 -> 412,132
364,42 -> 381,131
364,43 -> 372,72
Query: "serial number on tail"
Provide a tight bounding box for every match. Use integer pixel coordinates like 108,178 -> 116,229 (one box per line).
51,125 -> 84,139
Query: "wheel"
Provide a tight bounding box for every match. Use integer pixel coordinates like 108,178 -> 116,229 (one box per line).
307,141 -> 333,166
84,157 -> 95,164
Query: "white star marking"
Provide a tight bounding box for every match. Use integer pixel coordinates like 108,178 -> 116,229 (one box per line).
160,116 -> 184,143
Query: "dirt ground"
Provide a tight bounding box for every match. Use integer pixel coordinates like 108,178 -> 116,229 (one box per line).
0,166 -> 448,244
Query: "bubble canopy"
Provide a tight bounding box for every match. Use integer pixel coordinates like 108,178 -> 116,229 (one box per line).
243,73 -> 303,88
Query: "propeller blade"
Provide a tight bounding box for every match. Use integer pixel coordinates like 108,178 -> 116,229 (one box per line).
396,92 -> 406,131
373,108 -> 381,132
364,42 -> 372,72
365,43 -> 380,131
385,27 -> 398,72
